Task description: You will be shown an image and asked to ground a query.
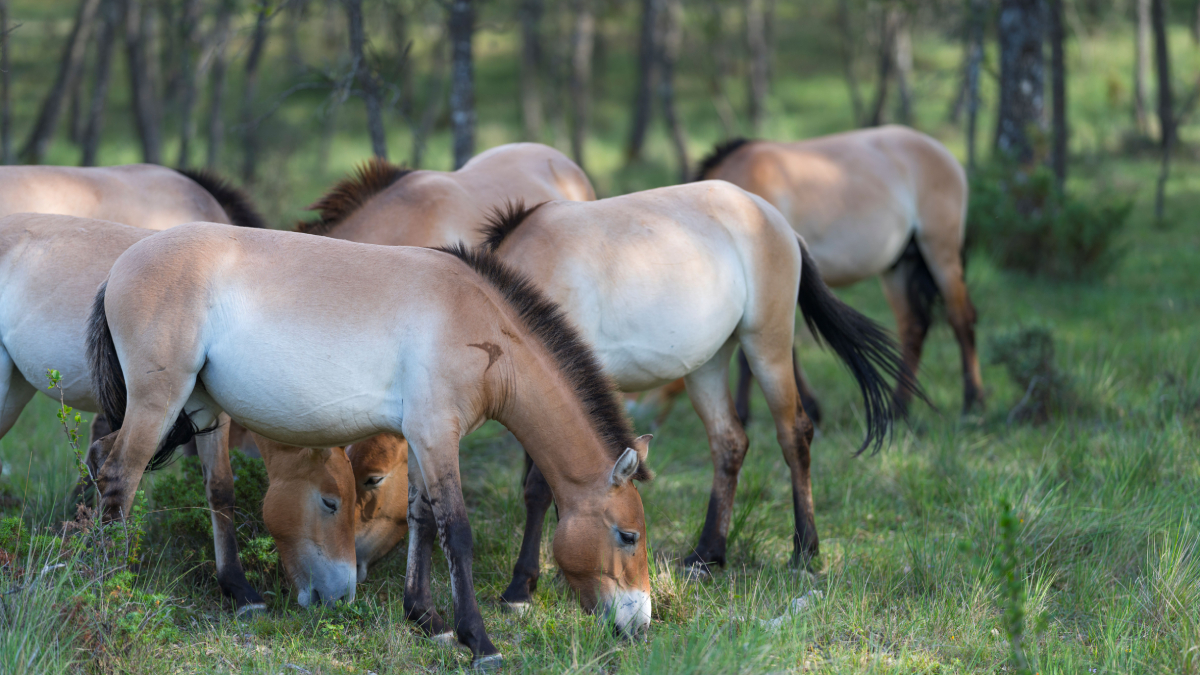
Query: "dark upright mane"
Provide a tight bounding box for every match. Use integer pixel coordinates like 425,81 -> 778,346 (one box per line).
296,157 -> 413,235
692,138 -> 755,182
436,244 -> 649,481
175,168 -> 267,229
480,199 -> 547,253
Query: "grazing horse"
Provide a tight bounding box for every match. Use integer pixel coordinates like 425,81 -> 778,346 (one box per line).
297,142 -> 594,247
0,213 -> 350,613
681,126 -> 981,421
87,224 -> 653,665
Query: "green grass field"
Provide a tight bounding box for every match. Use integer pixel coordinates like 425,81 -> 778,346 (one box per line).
2,8 -> 1200,674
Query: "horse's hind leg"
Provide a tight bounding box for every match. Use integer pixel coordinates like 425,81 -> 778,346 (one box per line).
682,340 -> 750,572
196,414 -> 264,612
880,251 -> 934,417
739,334 -> 818,568
501,452 -> 553,608
0,343 -> 35,440
735,347 -> 822,426
915,230 -> 984,414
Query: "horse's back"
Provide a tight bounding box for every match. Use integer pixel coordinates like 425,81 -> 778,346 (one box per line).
460,143 -> 596,202
0,164 -> 230,229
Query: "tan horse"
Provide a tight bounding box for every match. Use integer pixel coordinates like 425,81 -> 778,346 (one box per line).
683,126 -> 981,421
87,224 -> 653,664
297,142 -> 594,247
0,212 -> 345,612
300,142 -> 595,577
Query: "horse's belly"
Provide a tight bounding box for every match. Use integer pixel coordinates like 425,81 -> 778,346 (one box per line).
199,337 -> 401,446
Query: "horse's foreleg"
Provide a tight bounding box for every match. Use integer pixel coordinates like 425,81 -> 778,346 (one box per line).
741,337 -> 819,569
196,416 -> 264,612
409,436 -> 501,665
0,344 -> 34,439
501,452 -> 553,608
403,460 -> 450,638
682,342 -> 749,571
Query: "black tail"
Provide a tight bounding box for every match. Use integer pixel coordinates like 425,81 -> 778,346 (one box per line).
796,242 -> 928,454
175,168 -> 267,229
86,283 -> 204,471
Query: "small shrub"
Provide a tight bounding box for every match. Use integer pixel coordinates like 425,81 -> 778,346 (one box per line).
969,163 -> 1133,279
150,450 -> 278,582
988,325 -> 1080,424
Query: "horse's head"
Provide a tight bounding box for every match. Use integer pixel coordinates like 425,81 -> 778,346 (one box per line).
256,434 -> 357,607
345,434 -> 410,582
552,434 -> 652,638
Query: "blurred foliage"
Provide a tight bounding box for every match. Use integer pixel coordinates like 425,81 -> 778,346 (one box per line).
969,163 -> 1134,279
988,324 -> 1083,424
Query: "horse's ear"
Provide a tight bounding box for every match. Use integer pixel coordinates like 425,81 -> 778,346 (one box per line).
610,447 -> 640,487
632,434 -> 652,464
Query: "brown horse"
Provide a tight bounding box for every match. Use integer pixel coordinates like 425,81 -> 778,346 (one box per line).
682,126 -> 981,422
297,142 -> 594,247
87,224 -> 653,665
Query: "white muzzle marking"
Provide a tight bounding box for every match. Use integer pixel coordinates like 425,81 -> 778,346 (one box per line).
602,590 -> 651,637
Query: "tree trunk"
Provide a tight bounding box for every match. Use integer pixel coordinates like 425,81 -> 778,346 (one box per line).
176,0 -> 201,168
1048,0 -> 1066,187
240,1 -> 270,183
1151,0 -> 1174,221
746,0 -> 769,133
569,0 -> 594,169
205,0 -> 233,169
659,0 -> 687,182
838,0 -> 865,126
0,0 -> 11,164
124,0 -> 161,163
703,0 -> 737,137
865,7 -> 897,127
19,0 -> 103,163
625,0 -> 658,162
520,0 -> 544,141
81,0 -> 123,166
344,0 -> 387,160
965,0 -> 987,172
892,7 -> 912,126
994,0 -> 1045,164
1134,0 -> 1151,135
449,0 -> 475,168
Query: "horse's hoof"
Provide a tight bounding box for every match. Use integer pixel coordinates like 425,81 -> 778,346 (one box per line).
501,601 -> 530,615
235,602 -> 267,619
472,654 -> 504,671
431,631 -> 457,647
680,563 -> 712,582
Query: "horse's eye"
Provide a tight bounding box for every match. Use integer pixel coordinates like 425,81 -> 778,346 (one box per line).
321,497 -> 339,513
364,476 -> 385,487
617,530 -> 639,548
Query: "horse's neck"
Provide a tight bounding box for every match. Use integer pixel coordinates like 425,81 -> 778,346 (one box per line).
491,347 -> 611,510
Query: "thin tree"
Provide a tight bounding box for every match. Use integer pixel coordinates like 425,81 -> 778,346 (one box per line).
994,0 -> 1044,164
892,6 -> 913,125
206,0 -> 234,169
625,0 -> 658,162
19,0 -> 103,163
81,0 -> 123,166
343,0 -> 388,159
702,0 -> 737,137
520,0 -> 544,141
746,0 -> 770,133
240,0 -> 271,183
1151,0 -> 1174,221
124,0 -> 162,163
659,0 -> 687,182
569,0 -> 594,169
964,0 -> 988,171
1134,0 -> 1151,135
838,0 -> 865,124
448,0 -> 475,168
1048,0 -> 1066,187
865,6 -> 898,127
0,0 -> 11,164
176,0 -> 201,168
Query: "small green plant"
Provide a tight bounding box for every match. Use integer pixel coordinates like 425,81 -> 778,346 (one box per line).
989,325 -> 1081,424
45,369 -> 89,486
995,501 -> 1034,675
969,163 -> 1133,279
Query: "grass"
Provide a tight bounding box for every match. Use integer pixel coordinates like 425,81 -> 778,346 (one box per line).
2,5 -> 1200,674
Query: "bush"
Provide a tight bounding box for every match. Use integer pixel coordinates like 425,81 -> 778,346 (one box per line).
988,325 -> 1081,424
968,163 -> 1133,279
150,450 -> 279,583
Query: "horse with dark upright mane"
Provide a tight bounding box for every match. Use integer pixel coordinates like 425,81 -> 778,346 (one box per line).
87,224 -> 652,666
